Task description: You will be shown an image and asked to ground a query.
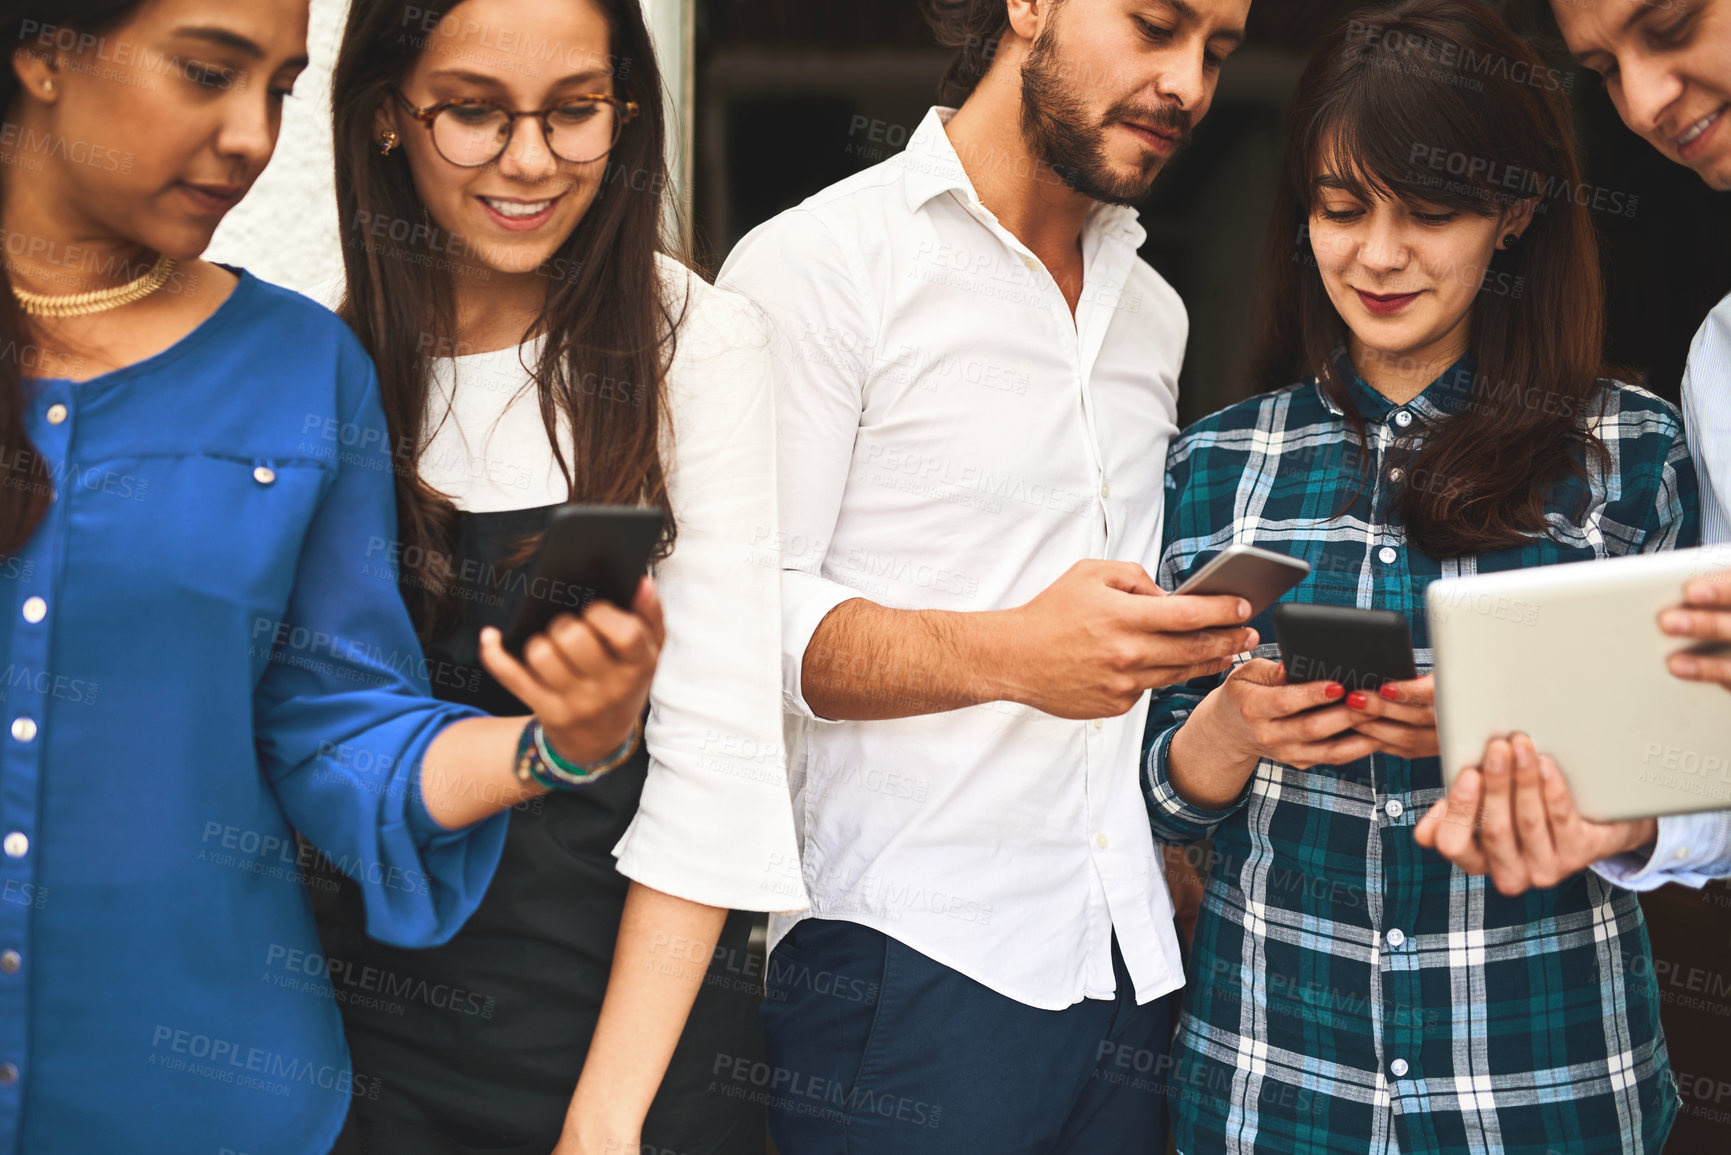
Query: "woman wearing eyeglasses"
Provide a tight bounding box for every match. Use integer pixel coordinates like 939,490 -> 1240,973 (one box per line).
315,3 -> 804,1155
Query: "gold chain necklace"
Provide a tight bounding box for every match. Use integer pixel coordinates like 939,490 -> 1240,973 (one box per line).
12,255 -> 177,319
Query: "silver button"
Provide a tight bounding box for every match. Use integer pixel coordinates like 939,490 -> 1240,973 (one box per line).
10,717 -> 36,743
1390,1058 -> 1408,1078
0,951 -> 18,974
1392,409 -> 1414,428
1388,468 -> 1406,483
20,597 -> 45,624
0,1062 -> 16,1084
1385,799 -> 1404,819
1386,928 -> 1406,948
253,466 -> 277,485
1378,546 -> 1399,565
1094,833 -> 1109,849
2,832 -> 25,858
45,404 -> 67,426
1100,482 -> 1111,498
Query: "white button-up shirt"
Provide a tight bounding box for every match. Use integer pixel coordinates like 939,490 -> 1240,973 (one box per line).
719,106 -> 1188,1009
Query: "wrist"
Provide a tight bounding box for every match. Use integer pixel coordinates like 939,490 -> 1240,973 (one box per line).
1622,817 -> 1659,858
1168,694 -> 1258,810
970,607 -> 1032,706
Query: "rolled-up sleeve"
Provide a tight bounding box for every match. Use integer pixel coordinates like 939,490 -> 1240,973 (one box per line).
720,210 -> 875,720
253,355 -> 505,949
610,276 -> 809,912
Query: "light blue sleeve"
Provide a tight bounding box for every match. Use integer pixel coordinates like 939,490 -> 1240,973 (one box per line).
1683,292 -> 1731,547
253,349 -> 507,948
1591,811 -> 1731,890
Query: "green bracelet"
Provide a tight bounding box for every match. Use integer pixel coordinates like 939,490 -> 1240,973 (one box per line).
514,719 -> 642,792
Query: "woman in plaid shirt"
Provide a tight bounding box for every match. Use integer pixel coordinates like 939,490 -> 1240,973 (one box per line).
1142,2 -> 1698,1152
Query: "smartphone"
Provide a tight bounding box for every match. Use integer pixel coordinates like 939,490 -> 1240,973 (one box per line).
499,505 -> 667,658
1272,603 -> 1417,691
1173,543 -> 1312,618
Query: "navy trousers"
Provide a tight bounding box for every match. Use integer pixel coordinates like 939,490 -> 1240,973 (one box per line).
757,917 -> 1175,1155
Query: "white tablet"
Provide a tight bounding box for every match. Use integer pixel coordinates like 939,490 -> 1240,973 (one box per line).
1427,545 -> 1731,823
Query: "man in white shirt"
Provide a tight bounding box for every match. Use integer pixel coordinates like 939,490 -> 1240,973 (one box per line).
1418,0 -> 1731,890
718,0 -> 1252,1151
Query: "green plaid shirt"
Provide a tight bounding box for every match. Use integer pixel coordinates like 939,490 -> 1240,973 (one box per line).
1143,363 -> 1698,1155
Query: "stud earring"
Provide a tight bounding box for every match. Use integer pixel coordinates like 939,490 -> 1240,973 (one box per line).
379,131 -> 400,156
42,80 -> 54,96
1502,233 -> 1519,249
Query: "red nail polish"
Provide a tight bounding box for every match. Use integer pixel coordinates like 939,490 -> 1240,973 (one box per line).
1379,683 -> 1400,700
1324,682 -> 1345,700
1346,691 -> 1368,710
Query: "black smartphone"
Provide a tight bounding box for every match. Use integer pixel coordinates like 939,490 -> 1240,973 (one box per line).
1173,543 -> 1312,618
499,505 -> 667,658
1272,603 -> 1417,691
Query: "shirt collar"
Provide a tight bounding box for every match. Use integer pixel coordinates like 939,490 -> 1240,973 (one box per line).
1313,348 -> 1478,424
895,106 -> 1147,249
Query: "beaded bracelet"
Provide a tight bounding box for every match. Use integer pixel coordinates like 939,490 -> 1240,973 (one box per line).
514,718 -> 643,791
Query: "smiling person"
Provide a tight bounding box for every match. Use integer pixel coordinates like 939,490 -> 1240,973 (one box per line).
715,1 -> 1256,1152
0,0 -> 671,1152
1419,0 -> 1731,898
1142,2 -> 1697,1151
311,3 -> 805,1155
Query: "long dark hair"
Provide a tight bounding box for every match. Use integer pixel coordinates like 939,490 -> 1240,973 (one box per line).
0,0 -> 144,552
332,0 -> 679,639
921,0 -> 1018,107
1253,0 -> 1609,558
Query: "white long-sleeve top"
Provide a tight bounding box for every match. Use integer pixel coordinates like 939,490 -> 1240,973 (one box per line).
719,106 -> 1189,1009
417,255 -> 807,911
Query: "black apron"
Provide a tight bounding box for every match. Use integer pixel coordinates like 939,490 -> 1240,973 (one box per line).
309,505 -> 766,1154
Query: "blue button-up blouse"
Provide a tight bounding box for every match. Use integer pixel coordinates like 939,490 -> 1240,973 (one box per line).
0,272 -> 508,1153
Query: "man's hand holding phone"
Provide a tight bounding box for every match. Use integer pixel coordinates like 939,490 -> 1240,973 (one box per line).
998,560 -> 1258,720
1660,570 -> 1731,691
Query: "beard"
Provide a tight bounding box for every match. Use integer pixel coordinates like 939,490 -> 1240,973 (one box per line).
1019,25 -> 1193,207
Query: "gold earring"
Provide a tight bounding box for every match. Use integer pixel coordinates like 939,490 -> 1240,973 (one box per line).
42,80 -> 54,96
379,131 -> 400,156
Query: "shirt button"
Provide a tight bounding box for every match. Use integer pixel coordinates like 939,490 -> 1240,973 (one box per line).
1388,468 -> 1406,483
2,832 -> 25,858
45,404 -> 67,426
253,466 -> 277,486
1387,928 -> 1406,948
1100,481 -> 1111,498
1392,409 -> 1414,428
1385,799 -> 1404,819
1378,546 -> 1399,565
1095,833 -> 1109,849
10,717 -> 36,743
0,951 -> 18,974
1092,718 -> 1103,729
0,1062 -> 16,1084
1674,846 -> 1691,861
1390,1058 -> 1409,1078
20,597 -> 45,624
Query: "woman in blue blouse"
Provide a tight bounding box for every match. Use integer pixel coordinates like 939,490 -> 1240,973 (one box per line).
0,2 -> 663,1152
1142,2 -> 1696,1152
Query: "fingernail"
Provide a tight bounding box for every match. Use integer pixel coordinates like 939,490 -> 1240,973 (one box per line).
1346,690 -> 1368,709
1379,683 -> 1400,701
1539,760 -> 1557,782
1324,682 -> 1345,700
1670,653 -> 1700,678
1237,599 -> 1252,621
1660,610 -> 1689,634
1485,758 -> 1507,776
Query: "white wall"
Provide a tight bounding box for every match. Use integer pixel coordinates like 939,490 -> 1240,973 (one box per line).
207,0 -> 691,297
